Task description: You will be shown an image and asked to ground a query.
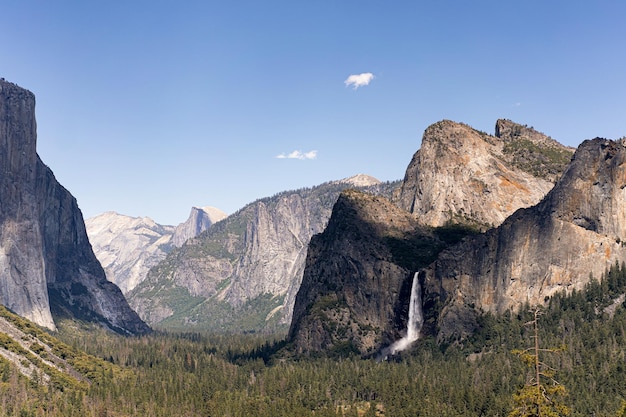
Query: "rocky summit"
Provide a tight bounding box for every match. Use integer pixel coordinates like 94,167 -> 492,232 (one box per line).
0,79 -> 149,334
86,206 -> 226,295
288,119 -> 583,355
395,119 -> 573,229
422,138 -> 626,341
85,212 -> 176,294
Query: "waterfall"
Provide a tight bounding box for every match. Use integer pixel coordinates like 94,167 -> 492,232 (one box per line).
380,272 -> 423,358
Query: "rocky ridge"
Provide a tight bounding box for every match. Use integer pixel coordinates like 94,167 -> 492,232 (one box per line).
128,176 -> 398,332
0,79 -> 149,334
85,212 -> 176,294
422,138 -> 626,340
395,119 -> 574,229
171,206 -> 227,247
288,119 -> 582,355
86,206 -> 226,294
288,189 -> 443,356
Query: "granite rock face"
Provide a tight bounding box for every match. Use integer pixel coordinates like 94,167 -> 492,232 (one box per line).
422,138 -> 626,340
395,120 -> 573,229
129,176 -> 397,332
288,190 -> 443,356
85,212 -> 175,294
171,206 -> 227,247
86,206 -> 226,295
0,79 -> 149,334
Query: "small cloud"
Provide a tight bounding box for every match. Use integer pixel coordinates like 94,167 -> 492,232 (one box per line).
344,72 -> 375,89
513,102 -> 522,107
276,150 -> 318,160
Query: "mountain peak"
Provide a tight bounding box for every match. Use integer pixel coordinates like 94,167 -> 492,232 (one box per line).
336,174 -> 381,188
396,119 -> 568,229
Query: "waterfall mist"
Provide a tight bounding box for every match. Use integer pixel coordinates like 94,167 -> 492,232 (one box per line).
379,272 -> 423,359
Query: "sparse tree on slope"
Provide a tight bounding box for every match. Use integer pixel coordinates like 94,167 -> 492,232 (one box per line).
509,309 -> 570,417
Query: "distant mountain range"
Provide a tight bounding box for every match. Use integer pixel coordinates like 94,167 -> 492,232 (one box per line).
125,174 -> 397,333
86,206 -> 226,294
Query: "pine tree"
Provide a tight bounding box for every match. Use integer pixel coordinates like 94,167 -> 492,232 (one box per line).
509,309 -> 570,417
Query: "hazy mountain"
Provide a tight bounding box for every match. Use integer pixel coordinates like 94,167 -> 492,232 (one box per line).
85,212 -> 176,294
171,206 -> 227,247
86,206 -> 226,294
128,175 -> 398,333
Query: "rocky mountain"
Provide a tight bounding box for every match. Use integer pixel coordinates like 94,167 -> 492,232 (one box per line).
288,119 -> 581,356
86,206 -> 225,294
128,176 -> 398,332
171,206 -> 227,247
395,119 -> 574,229
85,212 -> 176,294
288,189 -> 445,357
0,79 -> 148,334
422,137 -> 626,341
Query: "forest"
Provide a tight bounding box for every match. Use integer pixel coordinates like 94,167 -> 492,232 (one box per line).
1,263 -> 626,416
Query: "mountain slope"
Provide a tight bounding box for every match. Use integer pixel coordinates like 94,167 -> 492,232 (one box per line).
129,176 -> 397,332
288,119 -> 577,355
288,189 -> 445,356
172,206 -> 227,247
395,119 -> 573,229
422,137 -> 626,340
0,79 -> 148,334
85,212 -> 176,293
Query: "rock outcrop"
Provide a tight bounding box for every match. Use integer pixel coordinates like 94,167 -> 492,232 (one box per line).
86,207 -> 225,295
289,119 -> 579,355
85,212 -> 175,293
128,176 -> 398,332
0,79 -> 149,334
288,190 -> 443,356
171,206 -> 227,247
422,138 -> 626,340
395,120 -> 574,229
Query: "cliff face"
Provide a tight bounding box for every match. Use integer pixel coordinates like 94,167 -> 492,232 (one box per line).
288,190 -> 443,356
0,79 -> 149,334
171,206 -> 227,247
85,212 -> 175,294
422,138 -> 626,340
129,176 -> 397,332
395,120 -> 573,229
289,119 -> 580,355
0,80 -> 51,329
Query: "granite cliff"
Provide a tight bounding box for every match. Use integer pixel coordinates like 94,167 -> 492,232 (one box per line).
395,119 -> 573,229
128,175 -> 397,332
288,190 -> 443,357
171,206 -> 227,247
422,138 -> 626,340
0,79 -> 149,334
86,206 -> 226,294
289,119 -> 579,355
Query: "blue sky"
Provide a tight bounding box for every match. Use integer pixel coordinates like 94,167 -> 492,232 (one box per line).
2,1 -> 625,225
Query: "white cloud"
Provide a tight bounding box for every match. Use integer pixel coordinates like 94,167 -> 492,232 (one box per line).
344,72 -> 375,89
276,150 -> 318,160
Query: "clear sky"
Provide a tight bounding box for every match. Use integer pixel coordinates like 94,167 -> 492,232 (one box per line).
2,1 -> 625,225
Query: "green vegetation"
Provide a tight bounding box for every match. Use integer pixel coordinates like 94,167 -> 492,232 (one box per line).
2,264 -> 626,415
503,138 -> 573,181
